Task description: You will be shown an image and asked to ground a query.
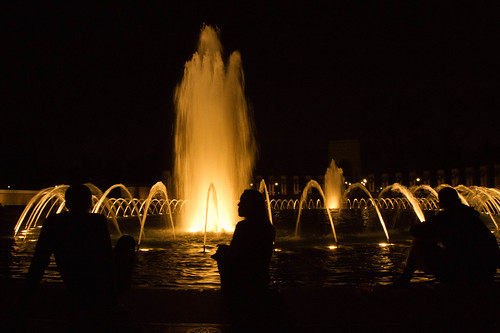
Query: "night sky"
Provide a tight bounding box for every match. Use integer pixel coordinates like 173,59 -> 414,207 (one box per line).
2,1 -> 499,189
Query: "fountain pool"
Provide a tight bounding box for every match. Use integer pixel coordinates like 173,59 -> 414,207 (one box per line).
5,227 -> 430,290
7,193 -> 500,290
5,26 -> 500,290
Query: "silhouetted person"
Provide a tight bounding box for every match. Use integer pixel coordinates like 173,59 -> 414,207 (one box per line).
23,184 -> 136,316
396,187 -> 500,287
24,184 -> 115,309
212,189 -> 276,300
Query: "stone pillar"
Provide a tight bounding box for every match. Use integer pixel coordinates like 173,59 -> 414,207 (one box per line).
268,176 -> 275,196
381,173 -> 389,188
368,174 -> 375,192
437,169 -> 446,185
395,172 -> 403,184
465,167 -> 474,186
495,165 -> 500,188
451,168 -> 460,187
280,175 -> 287,196
423,171 -> 431,185
408,172 -> 417,187
480,166 -> 489,187
293,176 -> 300,195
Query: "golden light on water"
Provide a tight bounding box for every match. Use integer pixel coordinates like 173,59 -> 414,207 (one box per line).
174,26 -> 256,232
328,245 -> 338,250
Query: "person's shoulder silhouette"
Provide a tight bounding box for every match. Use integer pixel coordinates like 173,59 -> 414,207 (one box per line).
213,189 -> 275,297
26,184 -> 114,306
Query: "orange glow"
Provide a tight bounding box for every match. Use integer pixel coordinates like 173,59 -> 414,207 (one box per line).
174,26 -> 256,232
324,159 -> 344,209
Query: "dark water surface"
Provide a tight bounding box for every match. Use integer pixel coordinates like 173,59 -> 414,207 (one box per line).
2,228 -> 436,290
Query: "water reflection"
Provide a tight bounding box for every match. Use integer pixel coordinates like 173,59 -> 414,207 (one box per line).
3,229 -> 442,290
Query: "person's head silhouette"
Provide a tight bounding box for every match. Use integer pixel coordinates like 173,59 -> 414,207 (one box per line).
438,187 -> 461,210
238,189 -> 268,220
65,184 -> 92,213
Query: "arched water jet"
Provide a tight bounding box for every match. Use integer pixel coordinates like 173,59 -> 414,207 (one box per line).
258,179 -> 274,224
410,184 -> 439,200
456,185 -> 499,230
344,183 -> 390,243
294,180 -> 337,245
14,186 -> 67,237
203,183 -> 220,252
91,184 -> 141,236
379,183 -> 426,222
138,182 -> 175,246
14,184 -> 124,238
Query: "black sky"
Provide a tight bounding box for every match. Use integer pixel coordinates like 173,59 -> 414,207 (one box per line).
2,1 -> 499,188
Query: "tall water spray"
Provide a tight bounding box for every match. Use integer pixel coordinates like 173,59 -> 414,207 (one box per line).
174,26 -> 256,232
324,159 -> 344,209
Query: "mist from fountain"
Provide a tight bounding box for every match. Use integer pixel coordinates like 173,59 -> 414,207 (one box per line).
324,159 -> 344,209
174,26 -> 256,232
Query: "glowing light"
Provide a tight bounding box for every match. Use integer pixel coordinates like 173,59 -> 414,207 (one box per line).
378,243 -> 390,247
174,26 -> 256,232
328,245 -> 337,250
324,159 -> 344,209
138,248 -> 152,252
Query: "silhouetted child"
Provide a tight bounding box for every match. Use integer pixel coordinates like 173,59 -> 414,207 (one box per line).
113,234 -> 136,293
395,187 -> 500,287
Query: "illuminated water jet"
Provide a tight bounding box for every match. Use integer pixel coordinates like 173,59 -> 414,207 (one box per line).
379,183 -> 426,222
324,159 -> 344,209
174,26 -> 256,232
259,179 -> 274,224
294,180 -> 338,245
345,182 -> 390,242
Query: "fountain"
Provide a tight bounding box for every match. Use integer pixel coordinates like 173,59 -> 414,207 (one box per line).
10,180 -> 500,288
294,180 -> 338,245
259,179 -> 274,224
379,183 -> 426,222
344,183 -> 390,243
174,25 -> 256,232
324,159 -> 344,209
7,26 -> 500,290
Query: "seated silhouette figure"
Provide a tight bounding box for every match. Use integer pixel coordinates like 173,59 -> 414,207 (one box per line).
396,187 -> 500,287
212,189 -> 276,301
25,184 -> 135,308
